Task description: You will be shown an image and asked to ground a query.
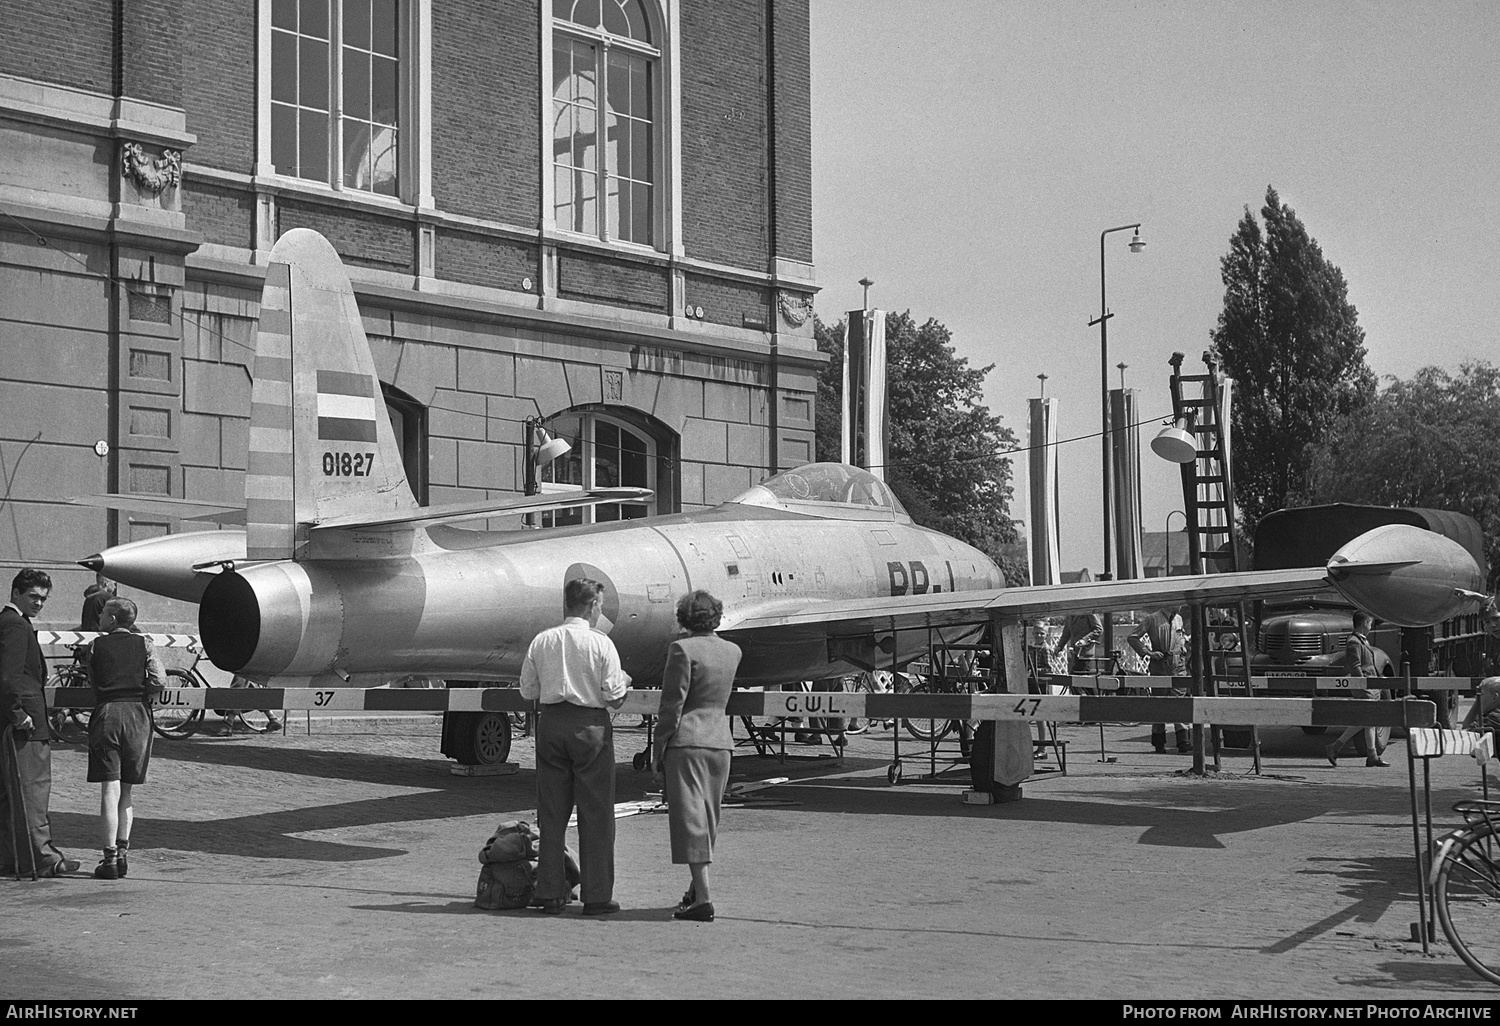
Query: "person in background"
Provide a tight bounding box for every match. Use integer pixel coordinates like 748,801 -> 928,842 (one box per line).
1129,605 -> 1191,754
78,575 -> 116,633
654,590 -> 741,923
519,578 -> 630,915
0,568 -> 81,878
1325,612 -> 1389,768
81,597 -> 165,879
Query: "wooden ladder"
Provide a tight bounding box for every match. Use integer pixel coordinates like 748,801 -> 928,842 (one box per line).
1167,353 -> 1260,774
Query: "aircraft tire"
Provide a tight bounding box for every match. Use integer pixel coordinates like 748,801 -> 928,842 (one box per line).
632,751 -> 647,771
449,711 -> 512,766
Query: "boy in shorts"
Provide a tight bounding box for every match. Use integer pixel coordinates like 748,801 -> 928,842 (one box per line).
83,598 -> 165,879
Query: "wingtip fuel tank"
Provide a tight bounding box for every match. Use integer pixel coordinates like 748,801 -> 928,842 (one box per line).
1326,523 -> 1486,627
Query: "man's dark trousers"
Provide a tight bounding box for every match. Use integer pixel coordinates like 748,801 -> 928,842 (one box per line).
534,702 -> 615,906
0,728 -> 65,876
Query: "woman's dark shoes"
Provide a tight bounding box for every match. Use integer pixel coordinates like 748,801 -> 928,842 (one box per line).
673,901 -> 715,922
1366,757 -> 1391,767
582,901 -> 621,915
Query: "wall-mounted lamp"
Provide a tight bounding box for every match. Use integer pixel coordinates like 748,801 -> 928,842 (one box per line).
524,417 -> 572,497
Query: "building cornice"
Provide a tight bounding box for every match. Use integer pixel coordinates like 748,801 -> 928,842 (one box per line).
185,245 -> 828,369
0,73 -> 196,148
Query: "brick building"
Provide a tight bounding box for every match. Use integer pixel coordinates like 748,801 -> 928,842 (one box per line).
0,0 -> 819,628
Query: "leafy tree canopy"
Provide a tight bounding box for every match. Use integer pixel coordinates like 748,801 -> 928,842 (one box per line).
1300,361 -> 1500,589
1210,186 -> 1375,529
813,311 -> 1026,585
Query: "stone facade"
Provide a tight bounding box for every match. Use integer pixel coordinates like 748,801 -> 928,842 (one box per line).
0,0 -> 820,629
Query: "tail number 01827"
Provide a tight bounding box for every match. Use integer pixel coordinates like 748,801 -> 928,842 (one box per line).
323,452 -> 374,477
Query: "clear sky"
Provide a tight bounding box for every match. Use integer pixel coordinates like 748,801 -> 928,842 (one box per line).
808,0 -> 1500,573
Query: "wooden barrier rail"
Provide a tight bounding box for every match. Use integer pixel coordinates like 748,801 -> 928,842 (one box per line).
1052,674 -> 1487,693
45,686 -> 1437,728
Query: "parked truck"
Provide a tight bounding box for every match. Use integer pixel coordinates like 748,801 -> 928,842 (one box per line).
1250,503 -> 1493,728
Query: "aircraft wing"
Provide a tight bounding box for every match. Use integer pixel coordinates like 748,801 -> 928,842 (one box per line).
719,567 -> 1336,639
311,488 -> 653,531
70,494 -> 247,525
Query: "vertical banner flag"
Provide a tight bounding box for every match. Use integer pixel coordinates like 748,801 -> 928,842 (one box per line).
844,309 -> 889,479
1110,388 -> 1143,579
1027,397 -> 1061,586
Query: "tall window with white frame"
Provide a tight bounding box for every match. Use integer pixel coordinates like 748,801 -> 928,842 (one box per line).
271,0 -> 402,197
539,412 -> 656,527
552,0 -> 659,247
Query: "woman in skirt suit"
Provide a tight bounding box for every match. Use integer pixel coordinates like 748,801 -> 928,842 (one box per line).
654,590 -> 741,922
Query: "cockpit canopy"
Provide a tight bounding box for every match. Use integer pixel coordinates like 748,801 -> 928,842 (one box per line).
730,463 -> 910,521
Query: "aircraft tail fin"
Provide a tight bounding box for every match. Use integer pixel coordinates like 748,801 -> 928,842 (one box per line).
246,229 -> 417,560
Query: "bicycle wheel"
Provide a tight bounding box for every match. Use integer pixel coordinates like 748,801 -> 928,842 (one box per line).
152,667 -> 205,739
843,674 -> 874,735
1435,823 -> 1500,985
45,668 -> 90,738
902,682 -> 954,742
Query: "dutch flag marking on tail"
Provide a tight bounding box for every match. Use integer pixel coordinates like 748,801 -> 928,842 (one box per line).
316,370 -> 379,442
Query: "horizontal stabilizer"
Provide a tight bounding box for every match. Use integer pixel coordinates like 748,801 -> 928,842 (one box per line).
1326,556 -> 1421,577
70,494 -> 247,525
311,488 -> 653,532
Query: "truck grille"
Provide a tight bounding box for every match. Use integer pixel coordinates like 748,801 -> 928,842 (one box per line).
1259,625 -> 1324,661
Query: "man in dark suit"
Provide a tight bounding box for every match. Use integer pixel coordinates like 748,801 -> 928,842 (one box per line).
1,568 -> 80,878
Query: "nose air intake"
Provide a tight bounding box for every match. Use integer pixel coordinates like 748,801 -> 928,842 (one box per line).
200,572 -> 261,672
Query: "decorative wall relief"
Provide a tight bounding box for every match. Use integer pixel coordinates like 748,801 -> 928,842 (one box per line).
778,291 -> 813,328
122,143 -> 182,196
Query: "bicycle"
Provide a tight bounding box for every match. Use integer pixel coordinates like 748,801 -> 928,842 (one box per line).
45,649 -> 91,740
46,643 -> 206,740
1431,799 -> 1500,984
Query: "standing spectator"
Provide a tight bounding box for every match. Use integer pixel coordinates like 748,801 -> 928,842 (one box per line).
519,578 -> 630,915
654,590 -> 741,923
1053,569 -> 1105,675
1325,612 -> 1389,768
0,568 -> 81,878
82,598 -> 165,879
1129,605 -> 1191,754
78,574 -> 116,633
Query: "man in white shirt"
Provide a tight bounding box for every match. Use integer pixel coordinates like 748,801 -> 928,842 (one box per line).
520,578 -> 630,914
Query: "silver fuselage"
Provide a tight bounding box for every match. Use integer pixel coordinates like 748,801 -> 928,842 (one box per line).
199,501 -> 1002,688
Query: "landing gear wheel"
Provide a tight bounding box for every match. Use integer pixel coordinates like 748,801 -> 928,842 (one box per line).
447,711 -> 512,765
633,751 -> 648,771
887,761 -> 903,786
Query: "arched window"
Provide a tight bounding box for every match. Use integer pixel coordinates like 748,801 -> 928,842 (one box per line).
550,0 -> 661,248
539,410 -> 658,526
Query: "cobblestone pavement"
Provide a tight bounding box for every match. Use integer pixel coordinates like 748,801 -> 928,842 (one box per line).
2,715 -> 1498,1000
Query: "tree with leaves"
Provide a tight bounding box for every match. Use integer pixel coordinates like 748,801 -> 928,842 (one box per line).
1210,186 -> 1375,530
813,312 -> 1026,585
1300,362 -> 1500,589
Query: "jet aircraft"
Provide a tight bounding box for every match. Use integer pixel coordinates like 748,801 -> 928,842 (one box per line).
76,230 -> 1488,764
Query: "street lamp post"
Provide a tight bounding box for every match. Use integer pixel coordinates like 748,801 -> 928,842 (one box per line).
1165,509 -> 1186,577
1087,223 -> 1144,657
